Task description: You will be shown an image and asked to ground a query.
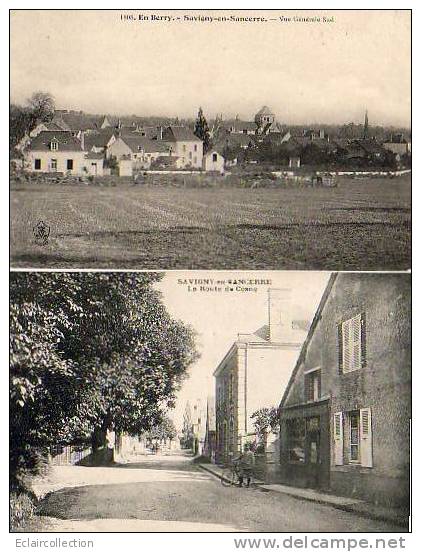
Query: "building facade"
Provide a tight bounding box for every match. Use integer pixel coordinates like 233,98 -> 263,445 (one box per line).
279,273 -> 411,509
214,289 -> 308,464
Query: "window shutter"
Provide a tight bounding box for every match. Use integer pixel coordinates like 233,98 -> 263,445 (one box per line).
351,314 -> 362,370
342,320 -> 352,372
360,407 -> 373,467
333,412 -> 344,465
361,312 -> 367,368
337,323 -> 343,373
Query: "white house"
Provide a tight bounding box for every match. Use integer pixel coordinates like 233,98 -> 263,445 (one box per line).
84,152 -> 104,176
161,126 -> 203,169
107,135 -> 170,167
25,131 -> 86,175
203,150 -> 225,173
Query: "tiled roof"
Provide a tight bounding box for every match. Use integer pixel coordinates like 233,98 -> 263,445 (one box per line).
85,152 -> 104,160
162,126 -> 202,142
121,135 -> 169,153
84,129 -> 116,150
28,131 -> 83,152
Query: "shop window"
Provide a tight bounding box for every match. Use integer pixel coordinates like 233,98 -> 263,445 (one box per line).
286,418 -> 305,463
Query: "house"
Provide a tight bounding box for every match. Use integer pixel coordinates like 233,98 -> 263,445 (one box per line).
278,273 -> 410,510
53,111 -> 111,133
203,397 -> 216,461
202,150 -> 225,173
214,289 -> 308,465
107,135 -> 170,167
161,126 -> 203,169
83,129 -> 117,155
85,152 -> 104,176
25,130 -> 86,174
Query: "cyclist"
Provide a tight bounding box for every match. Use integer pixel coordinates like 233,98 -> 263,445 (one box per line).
233,443 -> 255,487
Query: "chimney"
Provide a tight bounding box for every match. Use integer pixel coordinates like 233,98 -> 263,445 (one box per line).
268,288 -> 293,343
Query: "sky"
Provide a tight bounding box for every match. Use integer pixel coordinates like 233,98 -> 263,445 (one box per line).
10,10 -> 411,126
155,271 -> 331,429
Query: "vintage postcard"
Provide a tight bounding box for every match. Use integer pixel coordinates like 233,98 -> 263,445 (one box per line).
10,270 -> 410,532
9,9 -> 411,270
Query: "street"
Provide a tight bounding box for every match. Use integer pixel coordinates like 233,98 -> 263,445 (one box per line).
24,450 -> 404,532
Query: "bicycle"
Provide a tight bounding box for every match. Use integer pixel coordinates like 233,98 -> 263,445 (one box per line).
220,461 -> 241,487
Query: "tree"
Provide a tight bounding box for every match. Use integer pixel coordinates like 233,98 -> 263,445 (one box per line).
194,107 -> 211,153
143,415 -> 177,444
10,273 -> 198,486
27,91 -> 55,124
251,407 -> 280,438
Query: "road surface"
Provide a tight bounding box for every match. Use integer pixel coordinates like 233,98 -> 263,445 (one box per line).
26,451 -> 403,532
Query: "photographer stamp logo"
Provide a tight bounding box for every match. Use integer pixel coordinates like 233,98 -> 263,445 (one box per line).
33,220 -> 50,246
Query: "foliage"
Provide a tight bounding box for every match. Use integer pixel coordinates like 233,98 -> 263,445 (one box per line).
194,107 -> 211,153
251,407 -> 280,436
9,91 -> 55,155
10,273 -> 198,484
143,414 -> 177,442
10,491 -> 36,531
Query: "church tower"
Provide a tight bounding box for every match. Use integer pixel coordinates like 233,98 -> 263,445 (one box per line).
363,110 -> 369,139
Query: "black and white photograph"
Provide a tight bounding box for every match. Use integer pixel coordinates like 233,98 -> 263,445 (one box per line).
9,10 -> 411,270
10,271 -> 410,532
7,7 -> 413,545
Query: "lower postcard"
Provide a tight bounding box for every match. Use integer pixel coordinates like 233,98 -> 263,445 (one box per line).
9,270 -> 411,533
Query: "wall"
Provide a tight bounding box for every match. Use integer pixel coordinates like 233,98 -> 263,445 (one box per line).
27,150 -> 86,175
172,141 -> 203,168
203,153 -> 224,173
283,273 -> 411,508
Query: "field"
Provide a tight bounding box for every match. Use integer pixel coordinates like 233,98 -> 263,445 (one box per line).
10,175 -> 411,270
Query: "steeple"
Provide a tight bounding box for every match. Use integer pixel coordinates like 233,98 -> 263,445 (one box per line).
363,110 -> 369,139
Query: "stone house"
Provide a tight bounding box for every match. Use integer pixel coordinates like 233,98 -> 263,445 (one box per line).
278,273 -> 411,509
107,135 -> 170,168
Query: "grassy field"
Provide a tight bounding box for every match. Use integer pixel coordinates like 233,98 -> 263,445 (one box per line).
10,176 -> 411,269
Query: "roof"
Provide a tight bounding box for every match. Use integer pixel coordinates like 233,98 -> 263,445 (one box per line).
55,111 -> 107,131
255,105 -> 274,117
28,131 -> 83,152
280,274 -> 338,408
84,129 -> 116,150
218,134 -> 256,148
85,152 -> 104,160
121,135 -> 169,153
162,126 -> 202,142
226,121 -> 257,132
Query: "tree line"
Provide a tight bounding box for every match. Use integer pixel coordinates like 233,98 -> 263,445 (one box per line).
10,272 -> 198,491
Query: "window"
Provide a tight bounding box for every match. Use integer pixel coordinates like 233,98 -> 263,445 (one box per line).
286,419 -> 305,463
349,411 -> 360,462
50,140 -> 58,151
212,153 -> 218,162
34,159 -> 41,170
51,159 -> 57,170
183,144 -> 186,152
305,369 -> 321,402
339,313 -> 365,373
194,157 -> 197,164
333,408 -> 373,467
194,144 -> 197,152
66,159 -> 73,170
189,151 -> 192,159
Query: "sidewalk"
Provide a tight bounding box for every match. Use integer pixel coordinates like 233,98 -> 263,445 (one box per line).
199,464 -> 409,529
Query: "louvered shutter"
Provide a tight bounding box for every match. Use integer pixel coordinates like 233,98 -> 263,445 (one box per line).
342,319 -> 352,372
333,412 -> 344,465
337,323 -> 343,373
351,314 -> 362,371
361,312 -> 367,368
360,407 -> 373,467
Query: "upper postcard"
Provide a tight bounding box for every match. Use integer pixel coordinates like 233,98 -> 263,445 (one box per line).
9,10 -> 411,270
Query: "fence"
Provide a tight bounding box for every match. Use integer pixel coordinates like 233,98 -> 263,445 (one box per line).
49,445 -> 92,466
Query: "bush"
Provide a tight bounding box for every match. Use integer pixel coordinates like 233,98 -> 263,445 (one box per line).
10,491 -> 36,531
